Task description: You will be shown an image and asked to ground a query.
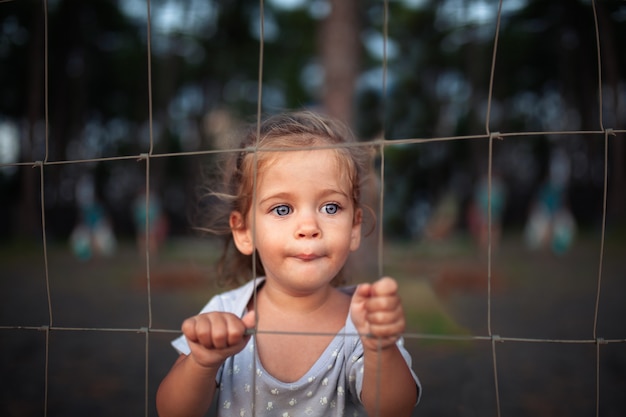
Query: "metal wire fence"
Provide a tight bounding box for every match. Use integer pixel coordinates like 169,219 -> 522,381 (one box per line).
1,1 -> 625,416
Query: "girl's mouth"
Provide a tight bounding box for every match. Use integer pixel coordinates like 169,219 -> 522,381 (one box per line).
294,253 -> 320,261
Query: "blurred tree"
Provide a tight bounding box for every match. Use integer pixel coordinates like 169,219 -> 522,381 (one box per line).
0,0 -> 624,240
318,0 -> 361,125
357,0 -> 626,234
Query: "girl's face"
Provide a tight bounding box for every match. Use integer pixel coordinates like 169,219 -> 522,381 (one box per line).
231,148 -> 362,294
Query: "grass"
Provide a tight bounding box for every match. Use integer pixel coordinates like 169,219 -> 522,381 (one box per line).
400,279 -> 470,337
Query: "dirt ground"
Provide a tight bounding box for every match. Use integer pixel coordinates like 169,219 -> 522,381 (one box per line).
1,234 -> 625,417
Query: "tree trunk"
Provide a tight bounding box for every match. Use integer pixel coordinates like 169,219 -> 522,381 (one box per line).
318,0 -> 361,127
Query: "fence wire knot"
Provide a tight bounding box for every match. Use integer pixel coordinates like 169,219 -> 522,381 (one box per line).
489,132 -> 503,141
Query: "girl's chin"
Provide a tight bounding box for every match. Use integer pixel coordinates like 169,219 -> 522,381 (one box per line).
268,272 -> 338,291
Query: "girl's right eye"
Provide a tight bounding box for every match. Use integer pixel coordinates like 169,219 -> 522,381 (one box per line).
271,205 -> 291,216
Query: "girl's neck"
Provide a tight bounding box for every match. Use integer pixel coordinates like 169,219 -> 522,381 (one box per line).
254,279 -> 344,317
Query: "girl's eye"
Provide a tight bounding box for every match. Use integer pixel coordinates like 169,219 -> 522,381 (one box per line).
322,203 -> 340,215
271,205 -> 291,216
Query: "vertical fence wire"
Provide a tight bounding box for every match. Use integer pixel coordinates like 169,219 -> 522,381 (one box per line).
591,1 -> 609,415
143,0 -> 156,414
38,161 -> 50,417
377,0 -> 389,282
485,1 -> 504,416
40,1 -> 51,416
249,1 -> 266,415
373,2 -> 391,416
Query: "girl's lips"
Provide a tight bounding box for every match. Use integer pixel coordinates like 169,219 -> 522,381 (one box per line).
294,253 -> 320,261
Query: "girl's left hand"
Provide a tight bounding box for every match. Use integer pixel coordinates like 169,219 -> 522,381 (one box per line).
350,276 -> 406,351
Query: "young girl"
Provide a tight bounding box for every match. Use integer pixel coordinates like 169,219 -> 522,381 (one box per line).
156,111 -> 420,417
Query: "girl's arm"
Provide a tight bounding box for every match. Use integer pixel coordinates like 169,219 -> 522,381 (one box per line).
156,354 -> 220,417
156,311 -> 255,417
350,277 -> 419,417
360,343 -> 418,417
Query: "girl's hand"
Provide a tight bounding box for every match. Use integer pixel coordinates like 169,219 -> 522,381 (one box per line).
350,277 -> 406,351
182,310 -> 256,369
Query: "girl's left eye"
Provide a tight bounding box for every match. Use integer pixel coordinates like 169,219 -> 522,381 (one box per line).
321,203 -> 340,215
271,205 -> 292,216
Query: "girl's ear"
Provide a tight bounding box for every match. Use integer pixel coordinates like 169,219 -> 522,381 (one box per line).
350,208 -> 363,252
230,211 -> 254,255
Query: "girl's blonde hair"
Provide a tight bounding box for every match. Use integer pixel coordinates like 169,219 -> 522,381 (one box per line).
197,111 -> 373,288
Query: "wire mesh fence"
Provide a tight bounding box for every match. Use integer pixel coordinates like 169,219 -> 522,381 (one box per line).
1,1 -> 625,416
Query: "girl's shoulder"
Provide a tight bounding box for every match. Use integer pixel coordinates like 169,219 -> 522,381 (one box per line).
203,277 -> 266,316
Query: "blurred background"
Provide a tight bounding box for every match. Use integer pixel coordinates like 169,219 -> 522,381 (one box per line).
1,0 -> 625,416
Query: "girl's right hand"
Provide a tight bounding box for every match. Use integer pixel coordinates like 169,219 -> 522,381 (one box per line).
182,310 -> 256,368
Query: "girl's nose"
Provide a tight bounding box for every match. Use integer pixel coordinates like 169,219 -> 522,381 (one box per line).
295,213 -> 321,238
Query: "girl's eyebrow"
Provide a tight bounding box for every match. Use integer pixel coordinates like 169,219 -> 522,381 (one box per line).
257,191 -> 293,206
257,188 -> 350,205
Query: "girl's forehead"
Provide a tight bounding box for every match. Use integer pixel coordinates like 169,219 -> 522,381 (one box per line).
257,149 -> 353,188
262,148 -> 347,171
